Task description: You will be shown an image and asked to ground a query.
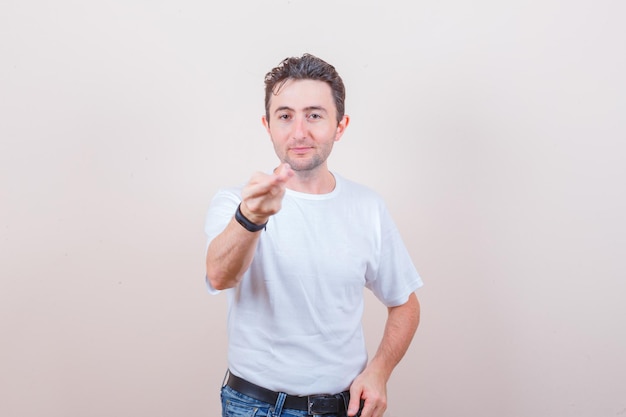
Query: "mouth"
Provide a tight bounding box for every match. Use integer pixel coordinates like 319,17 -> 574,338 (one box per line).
290,146 -> 313,155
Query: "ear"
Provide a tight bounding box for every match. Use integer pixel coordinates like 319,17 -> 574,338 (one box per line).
334,115 -> 350,142
261,115 -> 271,134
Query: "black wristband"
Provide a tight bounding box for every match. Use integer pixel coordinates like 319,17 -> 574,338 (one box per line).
235,204 -> 267,232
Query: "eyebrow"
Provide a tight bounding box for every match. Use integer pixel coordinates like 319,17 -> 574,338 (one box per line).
274,105 -> 328,114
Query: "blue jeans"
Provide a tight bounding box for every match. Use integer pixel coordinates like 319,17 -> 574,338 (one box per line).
221,385 -> 353,417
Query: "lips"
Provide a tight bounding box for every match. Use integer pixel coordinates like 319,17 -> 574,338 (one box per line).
290,146 -> 313,155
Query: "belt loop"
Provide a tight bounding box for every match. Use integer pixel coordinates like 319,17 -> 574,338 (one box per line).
273,392 -> 287,417
339,392 -> 349,416
338,393 -> 363,417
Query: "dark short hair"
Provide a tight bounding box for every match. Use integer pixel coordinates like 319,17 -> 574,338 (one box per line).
264,54 -> 346,124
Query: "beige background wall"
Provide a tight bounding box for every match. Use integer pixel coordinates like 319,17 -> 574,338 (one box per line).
2,1 -> 625,416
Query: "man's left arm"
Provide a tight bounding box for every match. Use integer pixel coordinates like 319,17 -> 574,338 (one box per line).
348,292 -> 420,417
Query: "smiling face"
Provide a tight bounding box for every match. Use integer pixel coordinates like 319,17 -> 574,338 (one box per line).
262,79 -> 349,175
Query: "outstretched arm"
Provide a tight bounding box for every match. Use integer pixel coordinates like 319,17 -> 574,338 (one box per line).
206,163 -> 293,290
348,292 -> 420,417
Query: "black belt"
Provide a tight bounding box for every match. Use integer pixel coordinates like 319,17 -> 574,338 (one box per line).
225,372 -> 350,415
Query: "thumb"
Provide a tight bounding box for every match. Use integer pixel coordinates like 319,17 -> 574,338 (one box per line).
274,163 -> 293,181
347,388 -> 363,416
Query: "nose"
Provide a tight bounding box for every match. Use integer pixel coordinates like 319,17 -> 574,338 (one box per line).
292,115 -> 307,140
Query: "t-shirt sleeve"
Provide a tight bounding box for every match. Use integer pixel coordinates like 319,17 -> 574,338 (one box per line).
203,187 -> 242,294
204,188 -> 241,243
365,202 -> 423,307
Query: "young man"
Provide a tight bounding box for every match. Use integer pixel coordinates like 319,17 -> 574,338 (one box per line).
204,54 -> 423,417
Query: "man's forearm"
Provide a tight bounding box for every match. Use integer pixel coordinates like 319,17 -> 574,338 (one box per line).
368,292 -> 420,380
206,164 -> 293,290
205,216 -> 262,290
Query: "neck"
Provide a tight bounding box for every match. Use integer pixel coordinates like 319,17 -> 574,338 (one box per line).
286,168 -> 336,194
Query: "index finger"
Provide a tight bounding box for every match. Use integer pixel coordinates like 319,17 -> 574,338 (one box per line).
242,167 -> 290,199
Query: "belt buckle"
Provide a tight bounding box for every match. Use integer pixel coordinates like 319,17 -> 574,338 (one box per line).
308,394 -> 339,415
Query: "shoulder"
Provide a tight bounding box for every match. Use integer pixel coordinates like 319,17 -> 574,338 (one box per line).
209,185 -> 244,205
335,173 -> 385,204
205,185 -> 244,222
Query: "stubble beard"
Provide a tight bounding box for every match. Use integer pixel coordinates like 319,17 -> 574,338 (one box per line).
275,140 -> 334,174
284,154 -> 325,173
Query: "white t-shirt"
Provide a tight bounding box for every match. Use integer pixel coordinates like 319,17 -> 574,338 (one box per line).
204,173 -> 423,395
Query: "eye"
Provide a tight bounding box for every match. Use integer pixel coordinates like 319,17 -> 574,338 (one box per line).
278,113 -> 291,120
308,113 -> 322,120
